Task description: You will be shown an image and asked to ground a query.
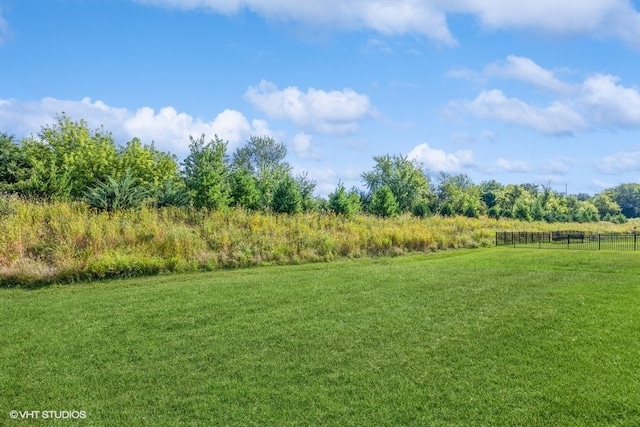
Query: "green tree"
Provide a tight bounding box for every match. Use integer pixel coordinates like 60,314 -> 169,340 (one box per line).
480,179 -> 503,210
369,185 -> 399,218
228,167 -> 260,209
19,137 -> 73,200
232,136 -> 291,209
362,154 -> 432,213
295,173 -> 317,212
117,138 -> 180,189
574,200 -> 600,223
328,183 -> 361,217
592,193 -> 622,218
38,114 -> 118,197
0,133 -> 31,192
607,184 -> 640,218
271,176 -> 302,214
436,173 -> 481,217
183,134 -> 230,209
542,193 -> 570,223
492,184 -> 538,219
513,200 -> 533,221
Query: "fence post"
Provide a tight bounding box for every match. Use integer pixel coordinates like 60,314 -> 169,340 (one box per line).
598,234 -> 601,251
635,234 -> 637,251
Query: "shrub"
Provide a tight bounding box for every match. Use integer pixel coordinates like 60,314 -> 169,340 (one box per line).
154,179 -> 190,208
411,200 -> 431,218
85,172 -> 148,212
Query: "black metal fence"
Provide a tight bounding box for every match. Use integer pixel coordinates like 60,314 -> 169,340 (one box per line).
496,230 -> 639,251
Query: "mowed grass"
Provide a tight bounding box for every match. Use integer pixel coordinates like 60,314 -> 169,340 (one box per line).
2,248 -> 640,426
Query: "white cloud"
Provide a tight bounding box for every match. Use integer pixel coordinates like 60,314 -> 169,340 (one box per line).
0,97 -> 269,156
133,0 -> 640,47
496,158 -> 530,173
597,148 -> 640,174
447,0 -> 640,47
544,159 -> 571,175
485,55 -> 574,94
291,132 -> 321,160
407,142 -> 476,173
453,56 -> 640,134
581,74 -> 640,127
136,0 -> 456,45
244,80 -> 375,134
460,89 -> 587,135
592,178 -> 615,190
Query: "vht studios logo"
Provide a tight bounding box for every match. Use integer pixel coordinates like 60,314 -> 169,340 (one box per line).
9,410 -> 87,420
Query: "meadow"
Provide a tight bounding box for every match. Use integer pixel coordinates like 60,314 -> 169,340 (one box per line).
0,198 -> 635,287
2,248 -> 640,426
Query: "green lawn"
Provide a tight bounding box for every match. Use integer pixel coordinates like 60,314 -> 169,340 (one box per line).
2,248 -> 640,426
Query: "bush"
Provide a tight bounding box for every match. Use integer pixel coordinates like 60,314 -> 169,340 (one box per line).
154,180 -> 190,208
411,200 -> 431,218
85,172 -> 148,212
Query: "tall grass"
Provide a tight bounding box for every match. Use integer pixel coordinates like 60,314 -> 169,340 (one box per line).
0,198 -> 635,286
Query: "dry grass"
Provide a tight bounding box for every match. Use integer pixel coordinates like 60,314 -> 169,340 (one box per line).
0,198 -> 634,286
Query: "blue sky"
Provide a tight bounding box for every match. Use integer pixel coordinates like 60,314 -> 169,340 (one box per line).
2,0 -> 640,196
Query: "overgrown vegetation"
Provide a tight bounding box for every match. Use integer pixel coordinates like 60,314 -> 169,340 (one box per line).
2,249 -> 639,425
0,197 -> 634,287
2,114 -> 640,285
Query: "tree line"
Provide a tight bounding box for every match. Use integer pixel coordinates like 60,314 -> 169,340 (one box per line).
1,114 -> 639,223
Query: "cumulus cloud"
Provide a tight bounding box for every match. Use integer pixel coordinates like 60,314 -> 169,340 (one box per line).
407,142 -> 476,173
0,97 -> 269,156
452,56 -> 640,134
496,158 -> 530,173
597,147 -> 640,174
581,74 -> 640,127
459,89 -> 587,135
544,159 -> 571,175
291,132 -> 321,160
136,0 -> 456,44
485,55 -> 575,94
245,80 -> 375,134
133,0 -> 640,47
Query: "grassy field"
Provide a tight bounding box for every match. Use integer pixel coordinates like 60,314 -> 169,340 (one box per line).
2,247 -> 640,426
